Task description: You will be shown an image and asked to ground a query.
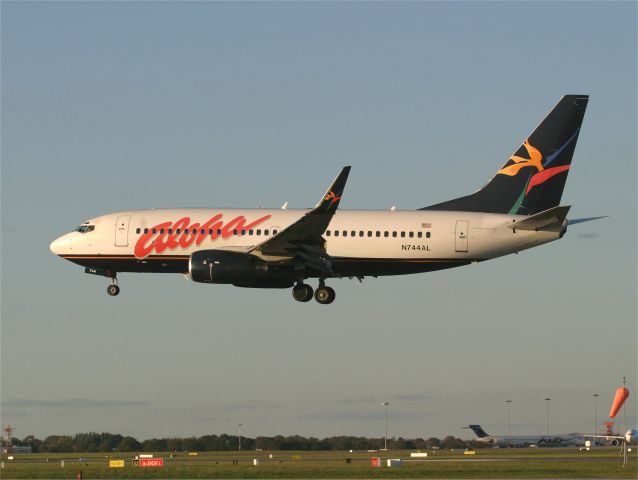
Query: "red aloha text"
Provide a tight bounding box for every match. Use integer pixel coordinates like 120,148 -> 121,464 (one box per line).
134,214 -> 272,258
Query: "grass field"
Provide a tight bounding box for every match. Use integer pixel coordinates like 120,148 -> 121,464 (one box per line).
2,447 -> 636,479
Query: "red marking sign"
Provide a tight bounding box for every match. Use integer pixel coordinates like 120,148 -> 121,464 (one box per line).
134,214 -> 272,258
139,458 -> 164,468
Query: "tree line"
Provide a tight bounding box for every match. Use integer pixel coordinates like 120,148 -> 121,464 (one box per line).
9,433 -> 475,453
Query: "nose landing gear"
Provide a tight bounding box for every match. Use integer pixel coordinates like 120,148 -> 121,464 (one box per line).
107,284 -> 120,296
106,273 -> 120,296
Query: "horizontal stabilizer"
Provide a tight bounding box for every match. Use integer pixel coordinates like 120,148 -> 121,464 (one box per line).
567,216 -> 607,225
508,205 -> 571,231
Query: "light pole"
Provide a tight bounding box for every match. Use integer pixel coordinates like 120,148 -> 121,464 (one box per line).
544,398 -> 551,438
622,377 -> 627,435
593,393 -> 599,447
506,400 -> 512,441
382,401 -> 390,450
238,423 -> 242,452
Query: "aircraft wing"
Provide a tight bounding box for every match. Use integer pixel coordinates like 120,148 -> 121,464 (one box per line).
248,166 -> 351,276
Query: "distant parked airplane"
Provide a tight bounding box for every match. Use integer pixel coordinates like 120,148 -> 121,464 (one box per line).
465,425 -> 585,447
50,95 -> 601,304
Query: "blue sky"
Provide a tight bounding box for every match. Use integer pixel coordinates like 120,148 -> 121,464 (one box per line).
1,1 -> 636,441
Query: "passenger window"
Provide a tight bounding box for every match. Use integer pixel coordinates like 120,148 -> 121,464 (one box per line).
400,232 -> 405,238
152,229 -> 157,234
168,229 -> 173,234
144,228 -> 149,234
273,230 -> 278,235
184,229 -> 189,234
176,229 -> 181,234
359,231 -> 364,237
418,232 -> 423,238
335,231 -> 339,237
200,229 -> 205,235
264,229 -> 269,235
256,229 -> 261,235
384,231 -> 389,237
249,230 -> 253,235
409,232 -> 414,238
136,228 -> 141,234
376,231 -> 381,237
351,230 -> 356,237
368,231 -> 372,237
233,229 -> 238,235
426,231 -> 431,238
217,229 -> 222,235
342,230 -> 347,237
392,232 -> 397,238
209,229 -> 213,235
326,230 -> 331,236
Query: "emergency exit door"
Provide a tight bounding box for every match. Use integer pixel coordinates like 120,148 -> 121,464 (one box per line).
455,220 -> 469,252
115,215 -> 131,247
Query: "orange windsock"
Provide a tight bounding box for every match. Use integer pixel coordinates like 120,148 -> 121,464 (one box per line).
609,387 -> 629,418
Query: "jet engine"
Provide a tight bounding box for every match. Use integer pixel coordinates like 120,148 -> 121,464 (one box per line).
189,250 -> 296,288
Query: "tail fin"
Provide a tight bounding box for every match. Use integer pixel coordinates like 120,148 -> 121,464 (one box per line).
421,95 -> 589,215
467,425 -> 490,438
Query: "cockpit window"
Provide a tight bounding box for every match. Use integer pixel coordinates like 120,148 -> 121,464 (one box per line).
75,225 -> 95,234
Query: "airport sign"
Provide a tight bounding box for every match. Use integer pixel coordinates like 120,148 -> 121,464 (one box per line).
139,458 -> 164,468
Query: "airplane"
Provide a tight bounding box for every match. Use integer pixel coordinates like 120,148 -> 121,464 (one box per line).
465,424 -> 586,447
585,430 -> 638,447
50,95 -> 600,304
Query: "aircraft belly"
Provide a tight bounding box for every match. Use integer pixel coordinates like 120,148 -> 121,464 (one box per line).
332,258 -> 471,277
62,254 -> 189,273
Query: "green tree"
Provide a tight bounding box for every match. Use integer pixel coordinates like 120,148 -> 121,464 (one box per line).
116,436 -> 141,452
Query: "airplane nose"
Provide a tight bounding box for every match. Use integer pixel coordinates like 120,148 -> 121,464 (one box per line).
50,237 -> 62,255
50,235 -> 71,255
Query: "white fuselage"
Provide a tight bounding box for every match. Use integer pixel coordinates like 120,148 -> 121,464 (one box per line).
476,433 -> 585,446
50,208 -> 563,278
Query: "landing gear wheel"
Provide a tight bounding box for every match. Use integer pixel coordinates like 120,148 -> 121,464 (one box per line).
314,285 -> 335,304
107,284 -> 120,296
292,283 -> 313,302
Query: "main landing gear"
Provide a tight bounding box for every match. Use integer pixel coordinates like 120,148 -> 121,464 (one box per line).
292,280 -> 336,305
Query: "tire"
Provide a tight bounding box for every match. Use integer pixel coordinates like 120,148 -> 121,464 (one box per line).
314,286 -> 335,304
292,283 -> 313,302
107,285 -> 120,296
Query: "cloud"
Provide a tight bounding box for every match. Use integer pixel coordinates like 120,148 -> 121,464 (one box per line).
338,396 -> 376,404
339,394 -> 437,404
2,398 -> 149,408
299,410 -> 429,422
224,400 -> 281,411
391,394 -> 437,402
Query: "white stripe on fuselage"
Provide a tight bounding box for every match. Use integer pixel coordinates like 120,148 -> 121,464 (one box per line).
51,208 -> 562,265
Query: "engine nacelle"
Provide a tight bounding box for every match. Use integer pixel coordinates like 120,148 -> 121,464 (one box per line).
189,250 -> 267,284
626,429 -> 638,444
189,250 -> 296,288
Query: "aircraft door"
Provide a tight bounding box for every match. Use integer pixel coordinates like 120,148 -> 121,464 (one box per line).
455,220 -> 469,252
115,215 -> 131,247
